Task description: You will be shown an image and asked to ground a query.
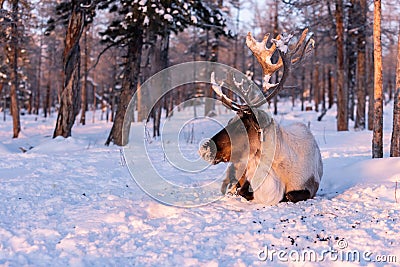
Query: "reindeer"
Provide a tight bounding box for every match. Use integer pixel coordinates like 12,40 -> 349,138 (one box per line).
199,29 -> 323,205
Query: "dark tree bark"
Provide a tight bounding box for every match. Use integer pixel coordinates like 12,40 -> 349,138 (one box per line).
322,66 -> 327,111
152,33 -> 170,137
301,67 -> 305,111
368,48 -> 374,130
372,0 -> 383,158
346,0 -> 357,122
309,68 -> 313,104
53,0 -> 84,138
355,0 -> 367,130
390,24 -> 400,157
273,0 -> 279,116
9,0 -> 20,138
35,36 -> 43,115
313,62 -> 320,112
328,68 -> 334,109
335,0 -> 348,131
204,35 -> 219,116
105,28 -> 143,146
80,28 -> 88,125
44,42 -> 54,118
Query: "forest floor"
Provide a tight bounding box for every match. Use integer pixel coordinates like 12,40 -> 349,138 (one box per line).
0,100 -> 399,266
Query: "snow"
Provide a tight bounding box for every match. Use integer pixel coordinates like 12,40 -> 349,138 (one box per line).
0,99 -> 399,266
164,14 -> 173,22
273,38 -> 289,54
143,16 -> 149,26
191,15 -> 198,24
155,7 -> 164,15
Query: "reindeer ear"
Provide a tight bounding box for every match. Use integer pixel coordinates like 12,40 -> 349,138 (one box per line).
253,109 -> 272,129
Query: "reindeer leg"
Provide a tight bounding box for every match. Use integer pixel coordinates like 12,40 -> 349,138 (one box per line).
221,164 -> 235,194
284,190 -> 311,203
237,180 -> 254,201
227,168 -> 247,196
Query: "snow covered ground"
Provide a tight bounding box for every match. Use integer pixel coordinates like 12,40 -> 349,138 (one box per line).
0,100 -> 399,266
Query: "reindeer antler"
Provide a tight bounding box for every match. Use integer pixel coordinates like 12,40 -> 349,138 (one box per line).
210,29 -> 314,111
210,72 -> 250,112
247,28 -> 314,107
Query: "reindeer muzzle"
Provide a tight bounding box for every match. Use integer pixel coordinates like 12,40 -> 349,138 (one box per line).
199,140 -> 222,164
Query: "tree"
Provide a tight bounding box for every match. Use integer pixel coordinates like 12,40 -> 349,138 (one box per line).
9,0 -> 21,138
372,0 -> 383,158
336,0 -> 348,131
346,0 -> 357,122
354,0 -> 367,130
53,1 -> 93,138
105,26 -> 144,146
390,24 -> 400,157
80,27 -> 89,125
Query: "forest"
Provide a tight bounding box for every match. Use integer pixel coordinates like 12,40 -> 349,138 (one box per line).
0,0 -> 399,156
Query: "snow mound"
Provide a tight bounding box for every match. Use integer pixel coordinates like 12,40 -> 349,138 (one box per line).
29,136 -> 90,154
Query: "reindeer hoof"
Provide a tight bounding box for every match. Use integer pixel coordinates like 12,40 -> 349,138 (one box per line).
226,183 -> 239,196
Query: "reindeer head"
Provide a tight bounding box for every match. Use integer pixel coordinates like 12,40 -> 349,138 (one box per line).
200,109 -> 266,165
199,29 -> 314,166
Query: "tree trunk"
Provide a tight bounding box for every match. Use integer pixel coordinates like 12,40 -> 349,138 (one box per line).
44,42 -> 54,118
388,79 -> 393,103
372,0 -> 383,158
309,68 -> 313,104
10,0 -> 20,138
313,63 -> 320,112
273,0 -> 279,115
346,0 -> 356,122
53,0 -> 84,138
390,24 -> 400,157
321,66 -> 327,111
355,0 -> 367,130
35,37 -> 43,115
335,0 -> 348,131
80,28 -> 88,125
152,33 -> 170,137
105,28 -> 143,146
204,36 -> 218,116
44,83 -> 51,118
368,48 -> 374,130
301,67 -> 305,111
328,68 -> 334,109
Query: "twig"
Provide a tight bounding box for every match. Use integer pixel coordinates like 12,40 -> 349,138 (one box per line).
395,181 -> 398,204
120,148 -> 127,166
317,108 -> 328,121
